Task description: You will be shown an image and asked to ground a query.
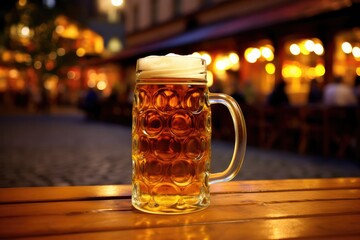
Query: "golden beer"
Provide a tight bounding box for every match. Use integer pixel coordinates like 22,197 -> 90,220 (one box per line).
132,81 -> 211,213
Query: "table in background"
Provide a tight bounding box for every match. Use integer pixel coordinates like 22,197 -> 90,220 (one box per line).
1,178 -> 360,239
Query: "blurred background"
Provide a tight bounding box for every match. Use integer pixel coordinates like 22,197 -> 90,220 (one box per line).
0,0 -> 360,187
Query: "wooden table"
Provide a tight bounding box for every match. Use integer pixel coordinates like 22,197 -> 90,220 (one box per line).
1,178 -> 360,239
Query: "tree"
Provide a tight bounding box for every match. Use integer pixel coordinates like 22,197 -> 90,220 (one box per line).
1,0 -> 81,109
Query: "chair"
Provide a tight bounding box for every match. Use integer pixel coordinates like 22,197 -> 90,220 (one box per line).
257,106 -> 281,149
279,106 -> 302,151
326,106 -> 358,158
298,105 -> 328,156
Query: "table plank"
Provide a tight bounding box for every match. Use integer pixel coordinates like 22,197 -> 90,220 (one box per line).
0,199 -> 131,218
211,188 -> 360,206
210,178 -> 360,193
1,199 -> 360,238
1,188 -> 359,218
1,179 -> 359,239
1,178 -> 359,203
15,214 -> 360,240
0,185 -> 132,204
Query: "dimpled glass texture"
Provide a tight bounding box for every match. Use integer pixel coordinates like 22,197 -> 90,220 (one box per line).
132,82 -> 212,214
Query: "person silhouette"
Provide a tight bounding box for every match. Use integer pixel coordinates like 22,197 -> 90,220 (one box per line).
267,79 -> 289,106
308,79 -> 322,104
323,76 -> 357,106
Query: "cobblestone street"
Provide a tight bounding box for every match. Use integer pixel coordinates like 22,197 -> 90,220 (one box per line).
1,108 -> 359,188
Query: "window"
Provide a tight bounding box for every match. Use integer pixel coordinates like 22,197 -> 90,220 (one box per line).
333,28 -> 360,85
283,38 -> 325,104
242,40 -> 275,103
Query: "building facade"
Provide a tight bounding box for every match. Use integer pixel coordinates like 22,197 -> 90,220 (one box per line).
107,0 -> 360,105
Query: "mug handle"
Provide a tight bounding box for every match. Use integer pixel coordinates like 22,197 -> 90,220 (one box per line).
208,93 -> 247,184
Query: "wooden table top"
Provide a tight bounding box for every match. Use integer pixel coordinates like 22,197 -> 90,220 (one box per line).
1,178 -> 360,239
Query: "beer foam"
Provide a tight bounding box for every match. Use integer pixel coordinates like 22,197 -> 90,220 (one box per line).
137,54 -> 206,80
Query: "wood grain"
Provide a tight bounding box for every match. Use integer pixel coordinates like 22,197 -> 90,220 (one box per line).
1,178 -> 359,239
0,185 -> 131,203
16,215 -> 360,240
1,199 -> 360,238
1,189 -> 359,217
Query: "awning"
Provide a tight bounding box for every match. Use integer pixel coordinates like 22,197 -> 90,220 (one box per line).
96,0 -> 358,64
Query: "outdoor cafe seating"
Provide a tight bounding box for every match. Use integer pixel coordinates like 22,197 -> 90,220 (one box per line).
213,104 -> 360,160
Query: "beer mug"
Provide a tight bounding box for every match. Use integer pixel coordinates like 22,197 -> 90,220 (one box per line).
132,54 -> 246,214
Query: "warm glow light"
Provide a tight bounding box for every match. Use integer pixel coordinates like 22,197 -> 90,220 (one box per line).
228,52 -> 239,64
55,25 -> 65,34
2,51 -> 12,62
21,26 -> 30,36
98,73 -> 106,82
16,79 -> 25,89
282,64 -> 302,78
0,79 -> 6,91
215,57 -> 231,71
244,48 -> 260,63
14,53 -> 25,63
201,52 -> 212,65
352,46 -> 360,58
60,24 -> 79,39
307,67 -> 316,78
356,67 -> 360,76
244,48 -> 254,62
67,71 -> 76,79
265,63 -> 275,74
45,60 -> 55,71
252,48 -> 261,59
111,0 -> 123,7
107,37 -> 122,53
44,76 -> 58,91
304,39 -> 315,52
76,48 -> 86,57
315,64 -> 325,76
341,42 -> 352,54
24,54 -> 31,63
95,35 -> 104,54
19,0 -> 27,7
87,70 -> 98,88
97,80 -> 107,90
34,61 -> 42,69
289,44 -> 300,55
49,51 -> 57,60
88,71 -> 97,82
206,71 -> 213,87
308,65 -> 325,78
261,47 -> 274,61
314,43 -> 324,55
231,62 -> 240,71
57,48 -> 65,56
9,69 -> 19,78
44,81 -> 52,90
87,79 -> 96,88
300,44 -> 310,55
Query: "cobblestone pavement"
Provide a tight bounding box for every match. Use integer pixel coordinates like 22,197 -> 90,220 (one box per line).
1,108 -> 359,187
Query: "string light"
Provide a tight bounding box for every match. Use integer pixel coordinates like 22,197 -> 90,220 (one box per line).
352,46 -> 360,58
289,44 -> 300,55
111,0 -> 123,7
341,42 -> 352,54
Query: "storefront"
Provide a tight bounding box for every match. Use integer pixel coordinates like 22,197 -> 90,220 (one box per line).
106,1 -> 360,107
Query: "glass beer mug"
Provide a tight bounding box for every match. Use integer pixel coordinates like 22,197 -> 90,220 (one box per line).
132,54 -> 246,214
